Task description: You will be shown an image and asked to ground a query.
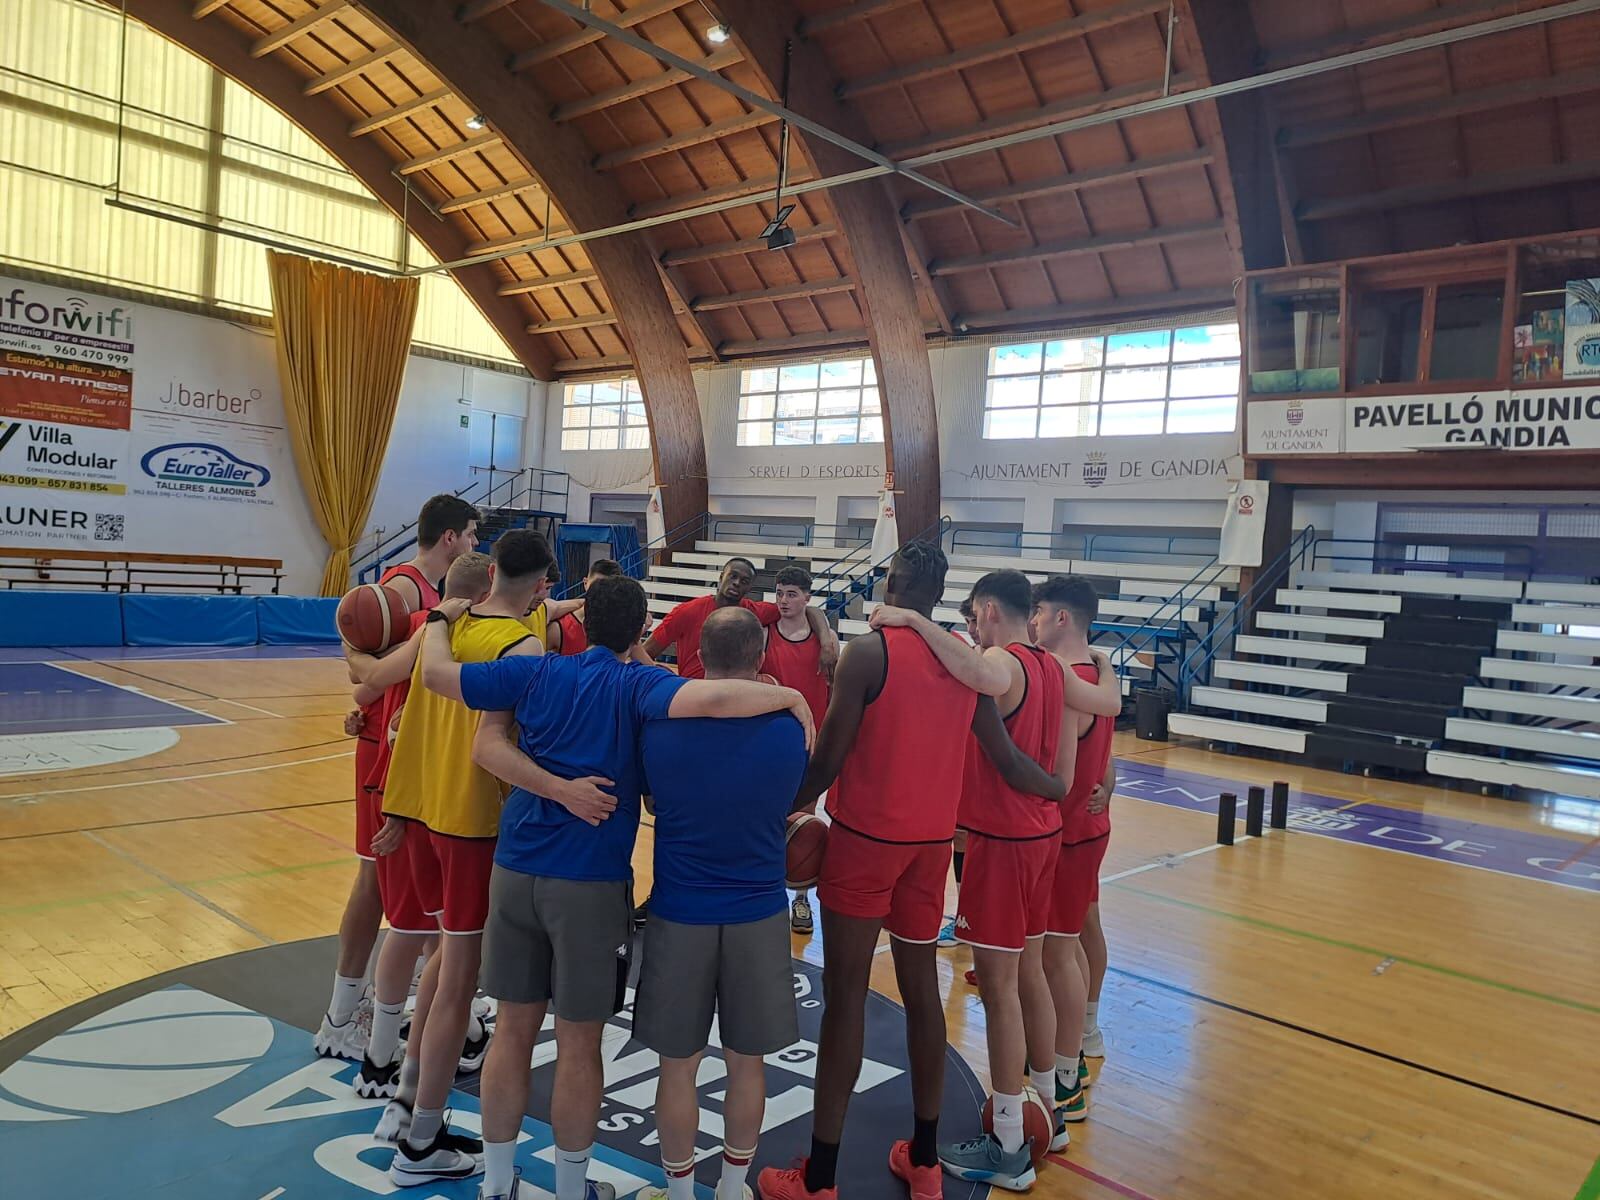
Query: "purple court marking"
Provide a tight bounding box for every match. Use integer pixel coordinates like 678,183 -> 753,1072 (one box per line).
0,662 -> 224,736
1115,759 -> 1600,894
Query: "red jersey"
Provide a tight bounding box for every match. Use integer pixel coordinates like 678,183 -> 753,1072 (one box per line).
363,610 -> 429,799
958,643 -> 1064,840
653,593 -> 780,678
555,611 -> 587,655
382,562 -> 441,611
358,563 -> 442,735
761,624 -> 831,729
830,626 -> 978,843
1061,661 -> 1114,844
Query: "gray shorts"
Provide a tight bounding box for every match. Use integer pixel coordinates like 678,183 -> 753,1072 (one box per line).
481,866 -> 632,1022
633,910 -> 798,1059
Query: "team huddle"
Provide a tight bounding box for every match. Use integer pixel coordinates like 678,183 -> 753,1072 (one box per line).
316,494 -> 1120,1200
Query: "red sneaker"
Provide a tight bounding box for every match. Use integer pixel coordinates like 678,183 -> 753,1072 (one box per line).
888,1139 -> 943,1200
758,1162 -> 837,1200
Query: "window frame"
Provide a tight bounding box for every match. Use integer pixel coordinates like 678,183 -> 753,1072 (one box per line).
735,356 -> 884,448
559,377 -> 651,452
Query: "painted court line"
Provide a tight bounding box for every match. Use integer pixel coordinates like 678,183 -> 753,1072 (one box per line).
4,750 -> 352,801
1099,841 -> 1225,883
213,696 -> 285,719
1046,1152 -> 1161,1200
1573,1153 -> 1600,1200
43,659 -> 233,729
80,829 -> 275,946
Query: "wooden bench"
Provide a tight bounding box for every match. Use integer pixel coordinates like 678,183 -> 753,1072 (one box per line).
0,548 -> 284,594
1234,634 -> 1368,665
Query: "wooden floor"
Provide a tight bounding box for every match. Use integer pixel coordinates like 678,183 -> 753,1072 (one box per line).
2,652 -> 1597,1200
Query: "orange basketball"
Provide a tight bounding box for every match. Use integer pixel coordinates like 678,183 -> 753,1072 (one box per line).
980,1086 -> 1053,1166
337,583 -> 410,653
785,811 -> 828,888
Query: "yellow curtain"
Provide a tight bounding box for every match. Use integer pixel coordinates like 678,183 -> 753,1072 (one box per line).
267,251 -> 419,596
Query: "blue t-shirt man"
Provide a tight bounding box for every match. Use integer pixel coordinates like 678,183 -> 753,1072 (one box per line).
458,646 -> 687,881
640,712 -> 809,926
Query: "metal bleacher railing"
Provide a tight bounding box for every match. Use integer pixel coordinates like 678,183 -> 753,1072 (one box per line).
813,516 -> 954,615
1309,536 -> 1536,581
1097,556 -> 1236,696
353,467 -> 569,585
1177,524 -> 1318,701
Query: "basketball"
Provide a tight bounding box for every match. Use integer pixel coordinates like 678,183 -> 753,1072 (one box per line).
336,583 -> 409,653
981,1085 -> 1053,1167
785,811 -> 828,888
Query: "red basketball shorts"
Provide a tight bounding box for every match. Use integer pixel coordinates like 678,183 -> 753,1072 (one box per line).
955,833 -> 1057,952
375,826 -> 434,934
354,735 -> 383,860
1049,834 -> 1110,937
407,828 -> 496,936
818,822 -> 952,944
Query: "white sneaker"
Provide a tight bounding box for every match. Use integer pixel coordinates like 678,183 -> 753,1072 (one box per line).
313,1012 -> 369,1062
479,1174 -> 536,1200
389,1128 -> 484,1186
374,1097 -> 413,1144
1081,1025 -> 1105,1058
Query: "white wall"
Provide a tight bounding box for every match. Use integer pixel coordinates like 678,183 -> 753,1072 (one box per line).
0,274 -> 538,593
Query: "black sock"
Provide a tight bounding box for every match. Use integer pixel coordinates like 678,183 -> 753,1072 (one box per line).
806,1139 -> 840,1192
952,851 -> 965,884
911,1117 -> 939,1168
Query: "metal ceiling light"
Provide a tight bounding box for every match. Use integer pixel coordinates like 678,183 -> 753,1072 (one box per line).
705,21 -> 731,43
761,204 -> 797,250
465,113 -> 488,131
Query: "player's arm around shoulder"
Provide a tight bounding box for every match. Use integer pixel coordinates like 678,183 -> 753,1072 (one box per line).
668,677 -> 815,749
791,632 -> 878,811
868,605 -> 1011,696
971,695 -> 1065,801
1062,647 -> 1122,717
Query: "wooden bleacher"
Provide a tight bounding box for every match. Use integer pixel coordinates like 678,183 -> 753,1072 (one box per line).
0,547 -> 284,594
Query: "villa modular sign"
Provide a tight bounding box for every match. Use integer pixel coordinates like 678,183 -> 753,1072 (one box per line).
1345,387 -> 1600,452
1246,397 -> 1344,454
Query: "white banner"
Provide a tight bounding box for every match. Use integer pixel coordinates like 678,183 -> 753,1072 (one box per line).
1246,397 -> 1344,455
1219,479 -> 1269,567
1345,387 -> 1600,452
869,485 -> 899,562
644,484 -> 666,549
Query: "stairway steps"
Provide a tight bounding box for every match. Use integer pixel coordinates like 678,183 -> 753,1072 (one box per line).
1400,595 -> 1513,622
1305,726 -> 1433,773
1345,666 -> 1470,707
1364,640 -> 1483,675
1381,614 -> 1499,649
1325,695 -> 1450,740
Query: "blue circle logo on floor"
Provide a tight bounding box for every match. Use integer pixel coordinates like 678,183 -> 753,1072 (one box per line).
0,957 -> 991,1198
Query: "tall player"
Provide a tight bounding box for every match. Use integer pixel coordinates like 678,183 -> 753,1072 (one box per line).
758,541 -> 1065,1200
377,531 -> 555,1187
316,494 -> 480,1061
759,566 -> 831,936
1030,576 -> 1117,1148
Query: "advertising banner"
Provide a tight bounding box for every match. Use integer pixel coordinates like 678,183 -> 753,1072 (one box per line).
1345,387 -> 1600,452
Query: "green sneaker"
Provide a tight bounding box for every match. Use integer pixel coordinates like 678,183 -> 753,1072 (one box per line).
937,1133 -> 1036,1193
1055,1074 -> 1088,1125
1079,1050 -> 1092,1089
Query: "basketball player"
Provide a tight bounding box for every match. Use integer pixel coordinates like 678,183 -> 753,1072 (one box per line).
939,596 -> 980,951
345,555 -> 492,1108
644,557 -> 838,680
418,575 -> 815,1200
1080,755 -> 1116,1059
316,494 -> 480,1061
920,570 -> 1072,1191
1029,576 -> 1117,1148
547,559 -> 621,654
759,566 -> 831,936
636,608 -> 808,1200
373,530 -> 555,1187
758,541 -> 1065,1200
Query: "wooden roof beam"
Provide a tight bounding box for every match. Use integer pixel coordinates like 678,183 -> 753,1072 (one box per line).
928,219 -> 1226,276
508,0 -> 698,69
527,313 -> 617,334
902,148 -> 1214,219
1263,0 -> 1517,70
840,0 -> 1169,98
718,329 -> 869,356
498,269 -> 600,296
551,47 -> 742,122
691,277 -> 855,312
305,44 -> 401,94
250,0 -> 350,57
1279,64 -> 1600,150
798,0 -> 920,37
954,287 -> 1237,331
1298,159 -> 1600,221
457,0 -> 517,21
629,170 -> 814,220
436,178 -> 544,214
192,0 -> 231,17
593,110 -> 779,170
467,225 -> 576,256
396,131 -> 499,174
348,86 -> 450,136
659,223 -> 837,266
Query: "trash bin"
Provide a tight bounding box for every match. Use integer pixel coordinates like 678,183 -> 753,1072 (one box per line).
1135,686 -> 1175,742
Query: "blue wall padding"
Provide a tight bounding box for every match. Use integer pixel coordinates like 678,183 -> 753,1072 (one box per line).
258,596 -> 340,644
122,594 -> 259,646
0,591 -> 124,646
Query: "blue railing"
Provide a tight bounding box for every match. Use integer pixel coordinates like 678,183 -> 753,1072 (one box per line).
705,519 -> 871,550
1098,556 -> 1234,695
813,515 -> 953,615
1311,536 -> 1536,581
607,511 -> 711,586
1177,524 -> 1317,701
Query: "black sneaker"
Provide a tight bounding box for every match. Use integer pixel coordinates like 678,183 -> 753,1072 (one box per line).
389,1127 -> 484,1186
458,1019 -> 491,1073
353,1052 -> 402,1099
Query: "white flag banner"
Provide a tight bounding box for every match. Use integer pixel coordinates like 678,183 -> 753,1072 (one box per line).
1219,479 -> 1269,567
645,484 -> 666,549
869,487 -> 899,562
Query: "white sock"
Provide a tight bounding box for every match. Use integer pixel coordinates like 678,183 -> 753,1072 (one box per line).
1055,1053 -> 1078,1090
718,1145 -> 755,1200
1029,1066 -> 1055,1103
1085,1001 -> 1099,1030
407,1103 -> 444,1151
992,1092 -> 1024,1154
397,1053 -> 421,1105
329,973 -> 364,1025
368,999 -> 406,1066
663,1154 -> 697,1200
555,1144 -> 593,1200
484,1139 -> 517,1197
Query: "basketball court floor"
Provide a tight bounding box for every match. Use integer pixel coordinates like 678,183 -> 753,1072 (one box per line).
0,648 -> 1595,1199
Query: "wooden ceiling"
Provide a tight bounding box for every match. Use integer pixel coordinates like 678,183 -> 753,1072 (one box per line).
128,0 -> 1600,380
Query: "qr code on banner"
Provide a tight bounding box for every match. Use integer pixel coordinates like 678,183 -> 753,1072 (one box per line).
95,513 -> 124,542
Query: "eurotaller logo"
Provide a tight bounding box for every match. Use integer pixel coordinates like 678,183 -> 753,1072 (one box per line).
1,287 -> 132,339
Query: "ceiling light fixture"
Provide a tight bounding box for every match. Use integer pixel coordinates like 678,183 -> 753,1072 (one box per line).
761,203 -> 796,251
465,113 -> 488,131
705,21 -> 731,43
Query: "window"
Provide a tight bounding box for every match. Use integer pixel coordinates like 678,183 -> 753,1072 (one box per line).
560,379 -> 650,451
982,323 -> 1240,439
737,357 -> 883,446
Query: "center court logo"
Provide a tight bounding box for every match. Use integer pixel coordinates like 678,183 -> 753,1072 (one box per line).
140,442 -> 271,499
